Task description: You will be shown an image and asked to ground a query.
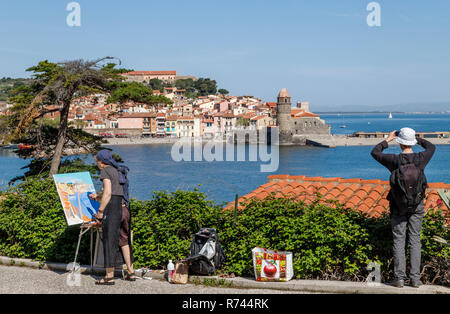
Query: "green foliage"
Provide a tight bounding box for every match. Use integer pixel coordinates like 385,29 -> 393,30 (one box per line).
107,81 -> 172,105
0,176 -> 89,263
0,77 -> 30,101
147,77 -> 224,98
131,189 -> 225,269
0,179 -> 448,286
194,78 -> 217,96
101,63 -> 133,74
219,197 -> 373,280
235,117 -> 250,127
147,78 -> 165,92
1,58 -> 118,175
175,78 -> 196,95
0,159 -> 100,263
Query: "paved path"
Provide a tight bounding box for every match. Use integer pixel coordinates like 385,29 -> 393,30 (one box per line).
0,265 -> 314,294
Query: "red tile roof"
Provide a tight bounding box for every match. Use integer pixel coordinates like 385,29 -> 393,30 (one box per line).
291,108 -> 319,118
236,112 -> 257,119
163,115 -> 177,121
293,112 -> 319,118
251,115 -> 267,121
226,175 -> 450,224
119,113 -> 157,118
84,113 -> 97,121
177,116 -> 195,121
214,111 -> 236,118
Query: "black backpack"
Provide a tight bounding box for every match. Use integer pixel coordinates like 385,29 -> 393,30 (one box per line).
389,154 -> 427,215
186,228 -> 226,275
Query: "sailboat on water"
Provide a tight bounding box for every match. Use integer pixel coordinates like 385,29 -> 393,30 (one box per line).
340,114 -> 346,128
389,112 -> 393,119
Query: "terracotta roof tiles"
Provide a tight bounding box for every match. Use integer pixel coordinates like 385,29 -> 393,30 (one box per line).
225,175 -> 450,224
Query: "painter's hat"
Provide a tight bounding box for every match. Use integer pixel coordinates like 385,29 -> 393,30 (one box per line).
395,127 -> 418,146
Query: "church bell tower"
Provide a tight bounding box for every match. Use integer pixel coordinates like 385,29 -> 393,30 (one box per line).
276,88 -> 293,144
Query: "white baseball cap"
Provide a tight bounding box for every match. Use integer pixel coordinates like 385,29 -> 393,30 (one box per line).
395,127 -> 418,146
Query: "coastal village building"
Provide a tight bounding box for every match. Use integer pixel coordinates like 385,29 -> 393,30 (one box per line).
144,114 -> 157,135
202,118 -> 215,139
276,88 -> 330,145
120,71 -> 197,84
156,113 -> 166,137
250,115 -> 273,130
176,116 -> 202,138
42,86 -> 330,141
121,71 -> 178,84
213,111 -> 237,136
117,113 -> 148,129
165,115 -> 179,137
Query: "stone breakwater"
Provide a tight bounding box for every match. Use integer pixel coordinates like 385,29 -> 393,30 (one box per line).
306,135 -> 450,148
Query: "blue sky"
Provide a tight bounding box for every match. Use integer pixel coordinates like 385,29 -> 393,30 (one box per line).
1,0 -> 449,109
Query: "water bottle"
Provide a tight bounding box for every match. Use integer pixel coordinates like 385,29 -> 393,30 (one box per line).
167,260 -> 175,283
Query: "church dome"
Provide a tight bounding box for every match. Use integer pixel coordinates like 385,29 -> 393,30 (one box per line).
278,88 -> 290,98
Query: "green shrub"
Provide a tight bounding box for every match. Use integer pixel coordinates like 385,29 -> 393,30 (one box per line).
0,179 -> 448,286
0,176 -> 91,264
131,189 -> 225,269
218,196 -> 373,280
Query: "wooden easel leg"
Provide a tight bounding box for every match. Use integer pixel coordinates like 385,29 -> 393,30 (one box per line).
90,228 -> 93,268
72,227 -> 84,272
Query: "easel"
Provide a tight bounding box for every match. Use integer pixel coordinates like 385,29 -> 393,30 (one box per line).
71,221 -> 102,273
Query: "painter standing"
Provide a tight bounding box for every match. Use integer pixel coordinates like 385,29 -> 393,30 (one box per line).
371,128 -> 435,288
90,149 -> 136,285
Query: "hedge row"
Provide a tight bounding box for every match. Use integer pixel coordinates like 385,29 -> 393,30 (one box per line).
0,176 -> 448,286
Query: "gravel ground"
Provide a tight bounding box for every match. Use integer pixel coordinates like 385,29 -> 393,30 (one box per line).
0,265 -> 315,294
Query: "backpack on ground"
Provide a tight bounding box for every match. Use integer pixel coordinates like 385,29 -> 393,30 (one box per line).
389,154 -> 427,215
186,228 -> 226,275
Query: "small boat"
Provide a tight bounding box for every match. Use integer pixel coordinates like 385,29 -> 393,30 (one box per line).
389,112 -> 393,119
18,144 -> 32,150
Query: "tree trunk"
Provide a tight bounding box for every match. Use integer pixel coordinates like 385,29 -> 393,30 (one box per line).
49,101 -> 70,176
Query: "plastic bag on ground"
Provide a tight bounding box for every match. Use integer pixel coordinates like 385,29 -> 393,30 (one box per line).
252,247 -> 294,282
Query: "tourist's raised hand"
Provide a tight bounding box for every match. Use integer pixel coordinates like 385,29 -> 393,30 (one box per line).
386,130 -> 398,143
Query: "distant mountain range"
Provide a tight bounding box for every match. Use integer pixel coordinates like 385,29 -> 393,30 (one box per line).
314,102 -> 450,113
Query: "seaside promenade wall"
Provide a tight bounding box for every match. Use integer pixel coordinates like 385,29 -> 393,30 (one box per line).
85,128 -> 143,138
101,134 -> 450,147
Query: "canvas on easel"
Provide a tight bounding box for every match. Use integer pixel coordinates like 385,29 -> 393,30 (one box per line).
53,172 -> 100,226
